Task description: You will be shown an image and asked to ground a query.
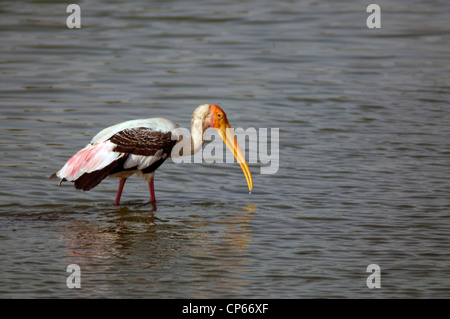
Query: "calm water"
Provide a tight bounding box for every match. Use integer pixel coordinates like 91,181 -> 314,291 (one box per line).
1,0 -> 450,298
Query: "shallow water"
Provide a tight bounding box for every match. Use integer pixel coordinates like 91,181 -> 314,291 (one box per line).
1,0 -> 450,298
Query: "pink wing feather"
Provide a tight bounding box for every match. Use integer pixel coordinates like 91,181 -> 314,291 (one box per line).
54,140 -> 124,182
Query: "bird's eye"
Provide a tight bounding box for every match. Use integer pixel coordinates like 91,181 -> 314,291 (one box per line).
217,113 -> 223,118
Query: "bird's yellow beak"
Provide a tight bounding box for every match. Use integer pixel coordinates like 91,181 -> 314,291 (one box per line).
210,105 -> 253,192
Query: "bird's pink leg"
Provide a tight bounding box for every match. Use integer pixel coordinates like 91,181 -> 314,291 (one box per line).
148,178 -> 156,203
115,178 -> 127,206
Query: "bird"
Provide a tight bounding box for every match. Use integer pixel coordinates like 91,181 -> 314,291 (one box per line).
50,104 -> 253,206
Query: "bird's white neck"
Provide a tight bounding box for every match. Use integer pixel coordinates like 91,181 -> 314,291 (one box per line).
190,117 -> 205,155
172,104 -> 210,157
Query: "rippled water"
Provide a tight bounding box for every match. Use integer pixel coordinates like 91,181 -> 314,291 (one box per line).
1,0 -> 450,298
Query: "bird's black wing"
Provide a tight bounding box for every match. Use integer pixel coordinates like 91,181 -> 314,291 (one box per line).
109,127 -> 177,156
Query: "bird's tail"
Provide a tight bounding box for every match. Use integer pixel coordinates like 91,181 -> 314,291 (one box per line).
49,172 -> 66,186
50,141 -> 126,191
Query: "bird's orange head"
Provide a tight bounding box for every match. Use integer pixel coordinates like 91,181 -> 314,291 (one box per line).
208,104 -> 253,192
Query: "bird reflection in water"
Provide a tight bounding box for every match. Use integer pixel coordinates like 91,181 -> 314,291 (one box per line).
57,203 -> 257,297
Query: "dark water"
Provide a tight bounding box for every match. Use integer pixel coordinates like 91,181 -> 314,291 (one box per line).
1,0 -> 450,298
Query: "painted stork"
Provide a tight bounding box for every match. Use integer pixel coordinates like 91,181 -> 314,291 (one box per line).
50,104 -> 253,206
